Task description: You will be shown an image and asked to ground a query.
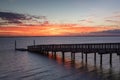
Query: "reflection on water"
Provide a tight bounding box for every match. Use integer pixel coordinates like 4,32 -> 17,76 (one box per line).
47,52 -> 120,80
0,49 -> 120,80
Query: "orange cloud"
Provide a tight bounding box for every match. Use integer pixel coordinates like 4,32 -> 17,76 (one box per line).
0,24 -> 117,36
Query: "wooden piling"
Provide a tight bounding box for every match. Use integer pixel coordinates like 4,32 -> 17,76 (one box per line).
15,40 -> 17,50
81,53 -> 83,60
94,53 -> 96,64
110,53 -> 112,66
71,52 -> 75,62
100,53 -> 103,67
54,52 -> 56,59
62,52 -> 65,61
46,51 -> 49,56
85,53 -> 87,63
73,53 -> 75,60
52,52 -> 54,56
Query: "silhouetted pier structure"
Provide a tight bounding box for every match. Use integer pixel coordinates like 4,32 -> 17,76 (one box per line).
27,43 -> 120,66
15,40 -> 120,66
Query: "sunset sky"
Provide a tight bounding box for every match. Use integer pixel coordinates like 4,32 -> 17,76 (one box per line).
0,0 -> 120,36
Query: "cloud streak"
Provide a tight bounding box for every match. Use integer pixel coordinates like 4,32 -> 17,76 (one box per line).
105,20 -> 120,24
89,29 -> 120,36
78,16 -> 95,24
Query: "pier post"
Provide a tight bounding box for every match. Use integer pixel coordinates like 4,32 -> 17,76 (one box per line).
119,56 -> 120,62
71,52 -> 75,63
81,53 -> 83,60
45,51 -> 47,55
94,53 -> 96,65
52,52 -> 54,56
85,53 -> 87,63
110,53 -> 112,66
62,52 -> 65,61
73,53 -> 75,60
54,52 -> 56,59
15,40 -> 17,50
100,53 -> 103,67
46,51 -> 49,56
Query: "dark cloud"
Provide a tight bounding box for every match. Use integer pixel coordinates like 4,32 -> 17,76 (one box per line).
25,14 -> 47,21
101,29 -> 120,34
0,11 -> 47,26
0,12 -> 26,20
90,29 -> 120,36
0,12 -> 26,24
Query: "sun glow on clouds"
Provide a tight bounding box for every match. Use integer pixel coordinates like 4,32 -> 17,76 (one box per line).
0,24 -> 117,36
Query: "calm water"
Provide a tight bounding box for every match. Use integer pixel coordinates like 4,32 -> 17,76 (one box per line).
0,37 -> 120,80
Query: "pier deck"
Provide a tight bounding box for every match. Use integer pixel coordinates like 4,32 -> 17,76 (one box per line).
28,43 -> 120,54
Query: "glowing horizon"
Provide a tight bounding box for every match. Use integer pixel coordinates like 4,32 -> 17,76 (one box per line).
0,24 -> 119,36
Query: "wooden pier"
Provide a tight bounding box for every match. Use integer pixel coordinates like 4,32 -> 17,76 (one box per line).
15,41 -> 120,66
27,43 -> 120,66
